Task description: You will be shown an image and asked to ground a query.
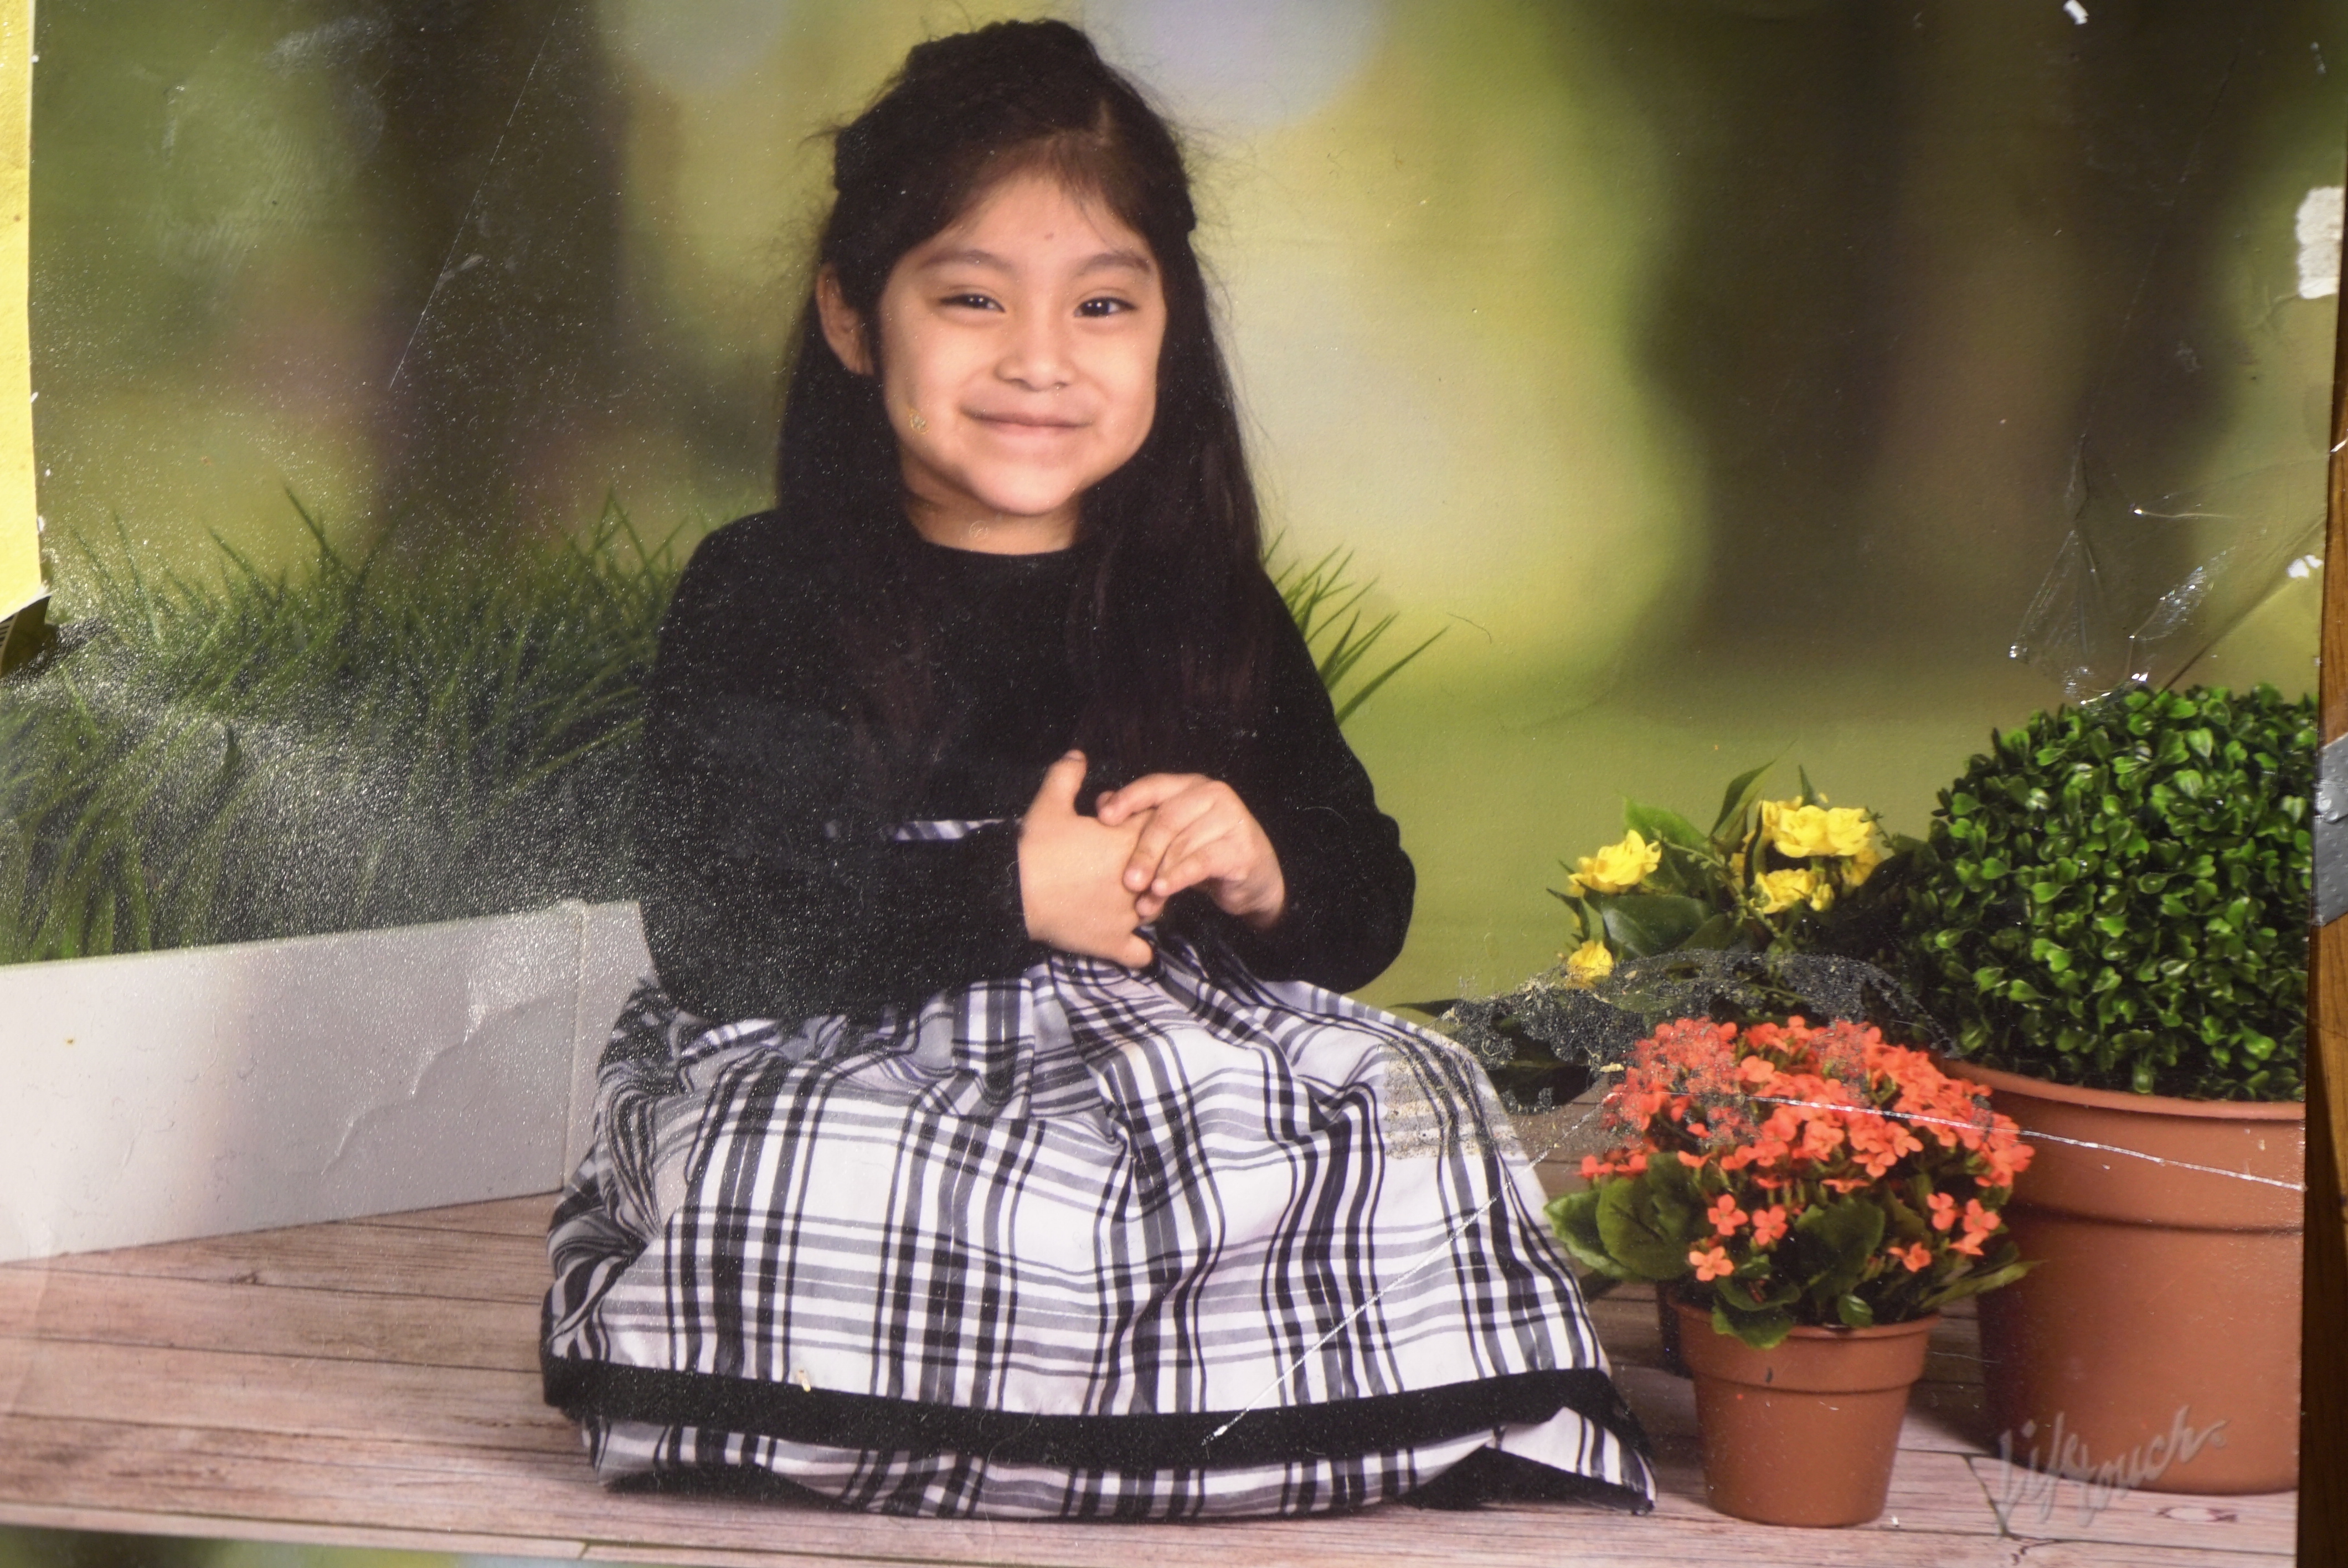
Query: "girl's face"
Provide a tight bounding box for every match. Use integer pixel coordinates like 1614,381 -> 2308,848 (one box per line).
818,170 -> 1166,553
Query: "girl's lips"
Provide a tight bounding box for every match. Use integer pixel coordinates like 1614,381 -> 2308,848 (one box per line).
970,411 -> 1086,431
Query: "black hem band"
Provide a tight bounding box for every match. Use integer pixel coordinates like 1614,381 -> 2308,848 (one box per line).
543,1351 -> 1650,1472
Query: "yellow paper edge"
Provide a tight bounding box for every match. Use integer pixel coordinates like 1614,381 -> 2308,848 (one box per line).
0,0 -> 34,624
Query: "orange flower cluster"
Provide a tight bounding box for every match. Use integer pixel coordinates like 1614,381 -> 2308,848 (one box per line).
1579,1017 -> 2033,1290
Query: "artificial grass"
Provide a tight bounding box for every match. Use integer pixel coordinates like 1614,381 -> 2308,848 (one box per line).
0,504 -> 1430,963
0,499 -> 669,963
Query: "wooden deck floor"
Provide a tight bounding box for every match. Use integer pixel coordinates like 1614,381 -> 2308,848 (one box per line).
0,1194 -> 2296,1568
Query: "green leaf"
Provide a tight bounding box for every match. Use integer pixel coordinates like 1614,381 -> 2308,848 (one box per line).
1712,1292 -> 1795,1350
1600,894 -> 1713,958
1644,1146 -> 1703,1230
1679,912 -> 1744,951
1624,801 -> 1707,852
1882,1189 -> 1929,1241
1919,1257 -> 2038,1311
1268,539 -> 1445,726
1711,762 -> 1775,840
1594,1175 -> 1698,1282
1544,1189 -> 1634,1281
1785,1199 -> 1884,1308
1837,1293 -> 1876,1329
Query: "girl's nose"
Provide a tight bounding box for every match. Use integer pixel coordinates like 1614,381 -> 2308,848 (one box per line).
997,311 -> 1073,390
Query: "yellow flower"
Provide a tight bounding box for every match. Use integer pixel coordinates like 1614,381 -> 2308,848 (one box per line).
1808,876 -> 1836,912
1764,798 -> 1880,863
1842,835 -> 1887,889
1823,807 -> 1875,858
1564,939 -> 1615,988
1570,829 -> 1662,895
1753,868 -> 1819,915
1762,800 -> 1836,858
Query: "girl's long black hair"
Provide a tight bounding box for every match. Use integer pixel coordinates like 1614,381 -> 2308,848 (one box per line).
777,19 -> 1280,804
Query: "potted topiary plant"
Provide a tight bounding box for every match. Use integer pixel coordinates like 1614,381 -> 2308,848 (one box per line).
1899,682 -> 2312,1494
1549,1015 -> 2033,1526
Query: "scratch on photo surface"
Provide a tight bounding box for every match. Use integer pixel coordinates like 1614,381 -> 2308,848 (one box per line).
1210,1091 -> 1609,1441
1753,1092 -> 2304,1192
385,11 -> 562,390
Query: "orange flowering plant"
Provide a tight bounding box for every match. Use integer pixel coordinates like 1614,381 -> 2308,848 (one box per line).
1546,1016 -> 2035,1349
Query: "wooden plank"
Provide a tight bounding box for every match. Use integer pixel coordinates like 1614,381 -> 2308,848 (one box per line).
1966,1456 -> 2295,1559
0,1417 -> 2029,1568
0,1337 -> 576,1456
0,1270 -> 539,1371
0,1503 -> 589,1562
493,1492 -> 2037,1568
348,1192 -> 560,1238
0,1415 -> 591,1486
574,1524 -> 2026,1568
1637,1447 -> 2009,1539
2014,1545 -> 2295,1566
0,1198 -> 2291,1565
0,1373 -> 2248,1564
8,1221 -> 550,1304
0,1415 -> 623,1557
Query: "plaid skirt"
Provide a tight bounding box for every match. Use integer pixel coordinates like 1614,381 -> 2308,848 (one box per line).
541,931 -> 1655,1519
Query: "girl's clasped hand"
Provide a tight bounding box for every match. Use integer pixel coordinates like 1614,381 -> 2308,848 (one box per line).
1016,750 -> 1286,968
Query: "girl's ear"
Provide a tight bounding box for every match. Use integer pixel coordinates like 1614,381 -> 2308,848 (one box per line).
815,266 -> 876,377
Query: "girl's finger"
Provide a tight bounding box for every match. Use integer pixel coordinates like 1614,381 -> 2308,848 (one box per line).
1123,791 -> 1222,889
1130,810 -> 1229,896
1096,772 -> 1204,825
1031,751 -> 1089,818
1146,822 -> 1242,899
1149,850 -> 1217,902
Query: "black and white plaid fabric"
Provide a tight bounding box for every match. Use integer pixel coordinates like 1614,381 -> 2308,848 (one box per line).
543,891 -> 1655,1518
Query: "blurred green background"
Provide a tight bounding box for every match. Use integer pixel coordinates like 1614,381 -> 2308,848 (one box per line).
15,0 -> 2341,1003
3,0 -> 2342,1561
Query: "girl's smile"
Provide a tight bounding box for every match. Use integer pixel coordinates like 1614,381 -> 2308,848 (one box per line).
816,171 -> 1166,554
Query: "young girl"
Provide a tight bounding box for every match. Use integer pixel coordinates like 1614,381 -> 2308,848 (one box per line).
543,19 -> 1653,1520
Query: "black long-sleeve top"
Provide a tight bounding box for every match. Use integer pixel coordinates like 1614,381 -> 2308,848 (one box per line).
634,509 -> 1415,1025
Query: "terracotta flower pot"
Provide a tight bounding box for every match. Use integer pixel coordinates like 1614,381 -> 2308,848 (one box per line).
1675,1297 -> 1936,1526
1951,1060 -> 2303,1494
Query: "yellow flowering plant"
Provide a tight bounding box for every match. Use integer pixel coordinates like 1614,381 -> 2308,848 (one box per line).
1552,764 -> 1920,974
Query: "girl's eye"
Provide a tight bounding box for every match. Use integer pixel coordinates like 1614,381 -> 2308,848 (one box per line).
941,292 -> 1002,311
1076,297 -> 1134,318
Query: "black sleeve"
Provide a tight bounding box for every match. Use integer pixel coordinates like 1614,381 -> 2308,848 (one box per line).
632,519 -> 1043,1024
1201,586 -> 1416,994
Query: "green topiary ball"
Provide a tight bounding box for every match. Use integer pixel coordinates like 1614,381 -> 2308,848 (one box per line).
1899,683 -> 2313,1101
